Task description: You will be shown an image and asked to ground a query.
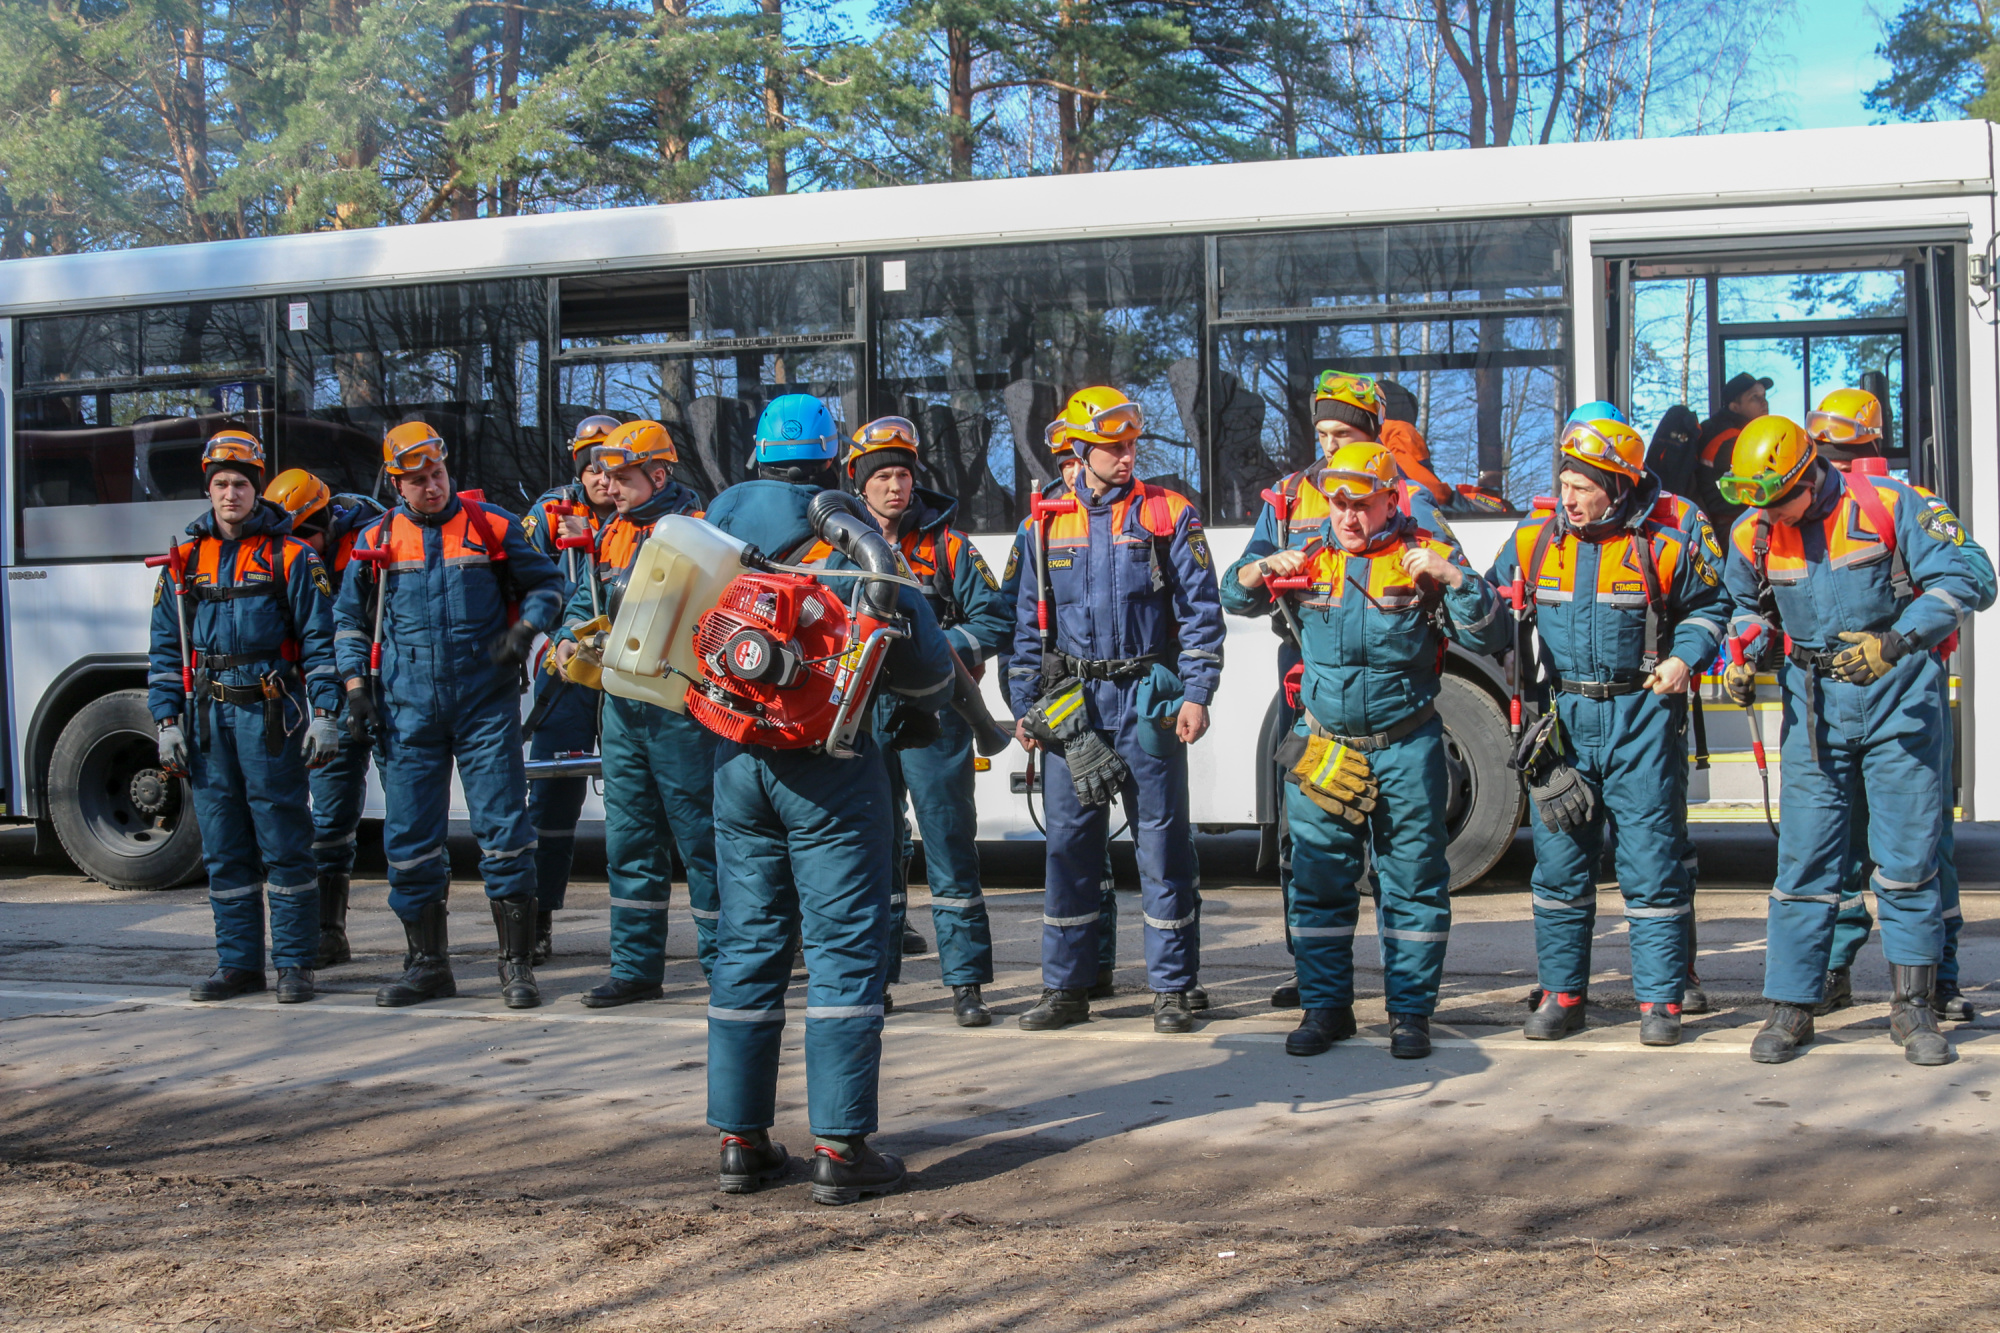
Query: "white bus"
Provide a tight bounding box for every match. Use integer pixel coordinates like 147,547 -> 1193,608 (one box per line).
2,119 -> 1992,891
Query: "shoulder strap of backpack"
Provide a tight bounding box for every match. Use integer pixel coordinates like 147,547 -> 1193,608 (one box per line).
1842,472 -> 1913,600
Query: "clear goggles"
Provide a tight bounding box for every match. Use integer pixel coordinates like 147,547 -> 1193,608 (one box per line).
202,433 -> 265,470
1805,409 -> 1877,445
1558,420 -> 1637,472
388,436 -> 447,473
591,442 -> 670,470
1322,468 -> 1392,501
854,415 -> 920,449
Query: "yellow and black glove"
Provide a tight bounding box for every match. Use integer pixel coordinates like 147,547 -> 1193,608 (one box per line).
1829,629 -> 1910,686
1721,660 -> 1758,708
562,615 -> 611,690
1286,735 -> 1379,825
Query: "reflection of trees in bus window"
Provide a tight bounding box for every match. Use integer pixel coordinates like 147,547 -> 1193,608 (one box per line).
278,280 -> 549,511
691,261 -> 855,342
19,302 -> 265,385
1719,269 -> 1905,323
872,237 -> 1202,534
1630,279 -> 1710,436
1217,219 -> 1565,315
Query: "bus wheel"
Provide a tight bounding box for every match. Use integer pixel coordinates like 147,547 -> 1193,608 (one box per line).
1436,673 -> 1522,892
48,690 -> 203,891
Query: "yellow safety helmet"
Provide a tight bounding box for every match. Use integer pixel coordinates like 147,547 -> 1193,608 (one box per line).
847,415 -> 921,478
570,414 -> 621,463
1320,441 -> 1399,501
264,468 -> 332,529
201,429 -> 266,477
382,421 -> 447,476
1558,417 -> 1646,485
591,419 -> 678,472
1045,386 -> 1142,455
1720,415 -> 1818,509
1312,369 -> 1386,431
1806,387 -> 1884,452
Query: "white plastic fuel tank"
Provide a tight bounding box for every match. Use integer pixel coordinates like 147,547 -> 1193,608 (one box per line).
600,513 -> 748,713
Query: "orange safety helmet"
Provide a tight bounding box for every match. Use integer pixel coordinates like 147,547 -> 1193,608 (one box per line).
264,468 -> 332,529
1320,441 -> 1399,501
1806,387 -> 1884,452
847,415 -> 921,478
591,419 -> 678,471
1721,415 -> 1818,509
1045,387 -> 1143,455
1558,417 -> 1647,485
382,421 -> 447,476
202,429 -> 266,476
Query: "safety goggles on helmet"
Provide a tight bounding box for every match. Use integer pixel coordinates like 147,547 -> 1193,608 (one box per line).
1805,393 -> 1883,447
202,430 -> 266,473
1313,370 -> 1385,413
382,422 -> 447,476
1045,401 -> 1143,451
1716,468 -> 1800,509
264,467 -> 331,528
853,415 -> 920,450
1320,442 -> 1397,501
570,414 -> 621,456
1558,418 -> 1646,483
1719,415 -> 1816,509
592,420 -> 677,471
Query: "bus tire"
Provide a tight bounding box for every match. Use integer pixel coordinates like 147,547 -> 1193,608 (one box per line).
48,689 -> 203,891
1436,673 -> 1521,892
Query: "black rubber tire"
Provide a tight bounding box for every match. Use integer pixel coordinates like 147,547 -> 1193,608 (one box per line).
48,689 -> 204,890
1436,672 -> 1523,892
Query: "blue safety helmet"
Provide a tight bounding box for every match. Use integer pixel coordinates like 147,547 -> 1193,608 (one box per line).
753,394 -> 842,464
1567,400 -> 1628,427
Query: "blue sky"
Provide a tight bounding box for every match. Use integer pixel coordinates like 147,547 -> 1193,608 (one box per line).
1789,0 -> 1895,129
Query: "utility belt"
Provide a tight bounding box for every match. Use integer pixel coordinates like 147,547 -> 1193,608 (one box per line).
1788,646 -> 1841,673
192,660 -> 299,757
196,650 -> 281,672
1303,700 -> 1436,753
1556,672 -> 1647,700
1056,651 -> 1160,683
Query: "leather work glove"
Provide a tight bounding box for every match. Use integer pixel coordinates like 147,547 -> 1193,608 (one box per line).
345,683 -> 383,746
156,720 -> 189,775
489,620 -> 540,669
1529,762 -> 1598,833
1830,629 -> 1910,686
1288,735 -> 1378,825
302,713 -> 343,769
562,615 -> 611,690
1722,660 -> 1759,708
884,703 -> 942,751
1022,679 -> 1129,808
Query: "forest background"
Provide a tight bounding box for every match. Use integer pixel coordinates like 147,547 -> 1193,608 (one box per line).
0,0 -> 1993,259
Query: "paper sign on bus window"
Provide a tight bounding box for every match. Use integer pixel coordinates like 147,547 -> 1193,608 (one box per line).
881,260 -> 906,293
287,302 -> 309,332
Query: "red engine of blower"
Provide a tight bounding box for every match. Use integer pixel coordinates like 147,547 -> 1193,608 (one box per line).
687,570 -> 890,751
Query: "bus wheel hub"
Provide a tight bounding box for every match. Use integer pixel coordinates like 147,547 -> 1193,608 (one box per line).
129,769 -> 173,818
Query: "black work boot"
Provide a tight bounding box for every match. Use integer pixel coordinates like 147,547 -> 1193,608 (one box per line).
492,895 -> 541,1010
718,1131 -> 790,1194
1638,1001 -> 1682,1046
1811,966 -> 1853,1017
1890,964 -> 1953,1066
582,976 -> 664,1009
532,909 -> 554,967
1185,983 -> 1210,1012
1524,989 -> 1587,1041
1286,1006 -> 1357,1056
1087,966 -> 1117,999
883,990 -> 895,1016
1018,988 -> 1090,1031
190,968 -> 266,1002
1934,979 -> 1977,1023
1388,1012 -> 1431,1059
315,873 -> 352,968
1271,974 -> 1301,1009
810,1137 -> 906,1206
952,984 -> 991,1027
1681,972 -> 1711,1015
901,920 -> 927,955
1749,1002 -> 1815,1063
376,902 -> 456,1007
1153,991 -> 1196,1034
275,966 -> 316,1004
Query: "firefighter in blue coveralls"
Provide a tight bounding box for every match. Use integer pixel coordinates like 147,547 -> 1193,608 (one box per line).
832,416 -> 1010,1025
1802,388 -> 1997,1022
700,394 -> 955,1206
1225,442 -> 1509,1059
1487,417 -> 1726,1048
263,468 -> 385,968
1718,415 -> 1984,1065
151,432 -> 343,1003
1005,386 -> 1226,1037
334,422 -> 564,1010
550,420 -> 719,1007
520,414 -> 619,964
1245,371 -> 1461,1011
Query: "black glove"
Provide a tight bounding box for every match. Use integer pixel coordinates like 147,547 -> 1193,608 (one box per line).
345,683 -> 383,746
1529,762 -> 1598,833
884,703 -> 942,751
489,620 -> 540,668
1023,679 -> 1129,808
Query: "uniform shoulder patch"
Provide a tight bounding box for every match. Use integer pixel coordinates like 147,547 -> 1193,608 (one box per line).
1186,527 -> 1212,570
967,545 -> 1000,591
312,563 -> 332,597
1920,501 -> 1967,546
1003,543 -> 1020,588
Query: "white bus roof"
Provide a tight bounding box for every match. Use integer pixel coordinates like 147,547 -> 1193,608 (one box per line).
1,120 -> 1992,316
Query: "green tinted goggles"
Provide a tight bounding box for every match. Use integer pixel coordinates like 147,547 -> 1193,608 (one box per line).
1717,470 -> 1795,509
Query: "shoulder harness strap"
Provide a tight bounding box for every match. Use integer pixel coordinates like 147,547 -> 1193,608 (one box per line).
1842,472 -> 1913,600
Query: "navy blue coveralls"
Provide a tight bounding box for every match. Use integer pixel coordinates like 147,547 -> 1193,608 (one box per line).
521,481 -> 607,917
332,495 -> 563,921
149,500 -> 340,972
702,479 -> 955,1138
306,494 -> 385,881
1487,479 -> 1727,1004
556,479 -> 721,981
1004,479 -> 1226,995
1722,467 -> 1984,1004
1222,513 -> 1509,1015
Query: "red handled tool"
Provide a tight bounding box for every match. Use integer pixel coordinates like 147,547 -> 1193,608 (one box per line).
1029,492 -> 1077,667
556,528 -> 599,618
1499,567 -> 1530,737
146,549 -> 195,752
1727,625 -> 1777,837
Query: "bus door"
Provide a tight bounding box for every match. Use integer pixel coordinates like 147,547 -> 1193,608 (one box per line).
1601,230 -> 1969,816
